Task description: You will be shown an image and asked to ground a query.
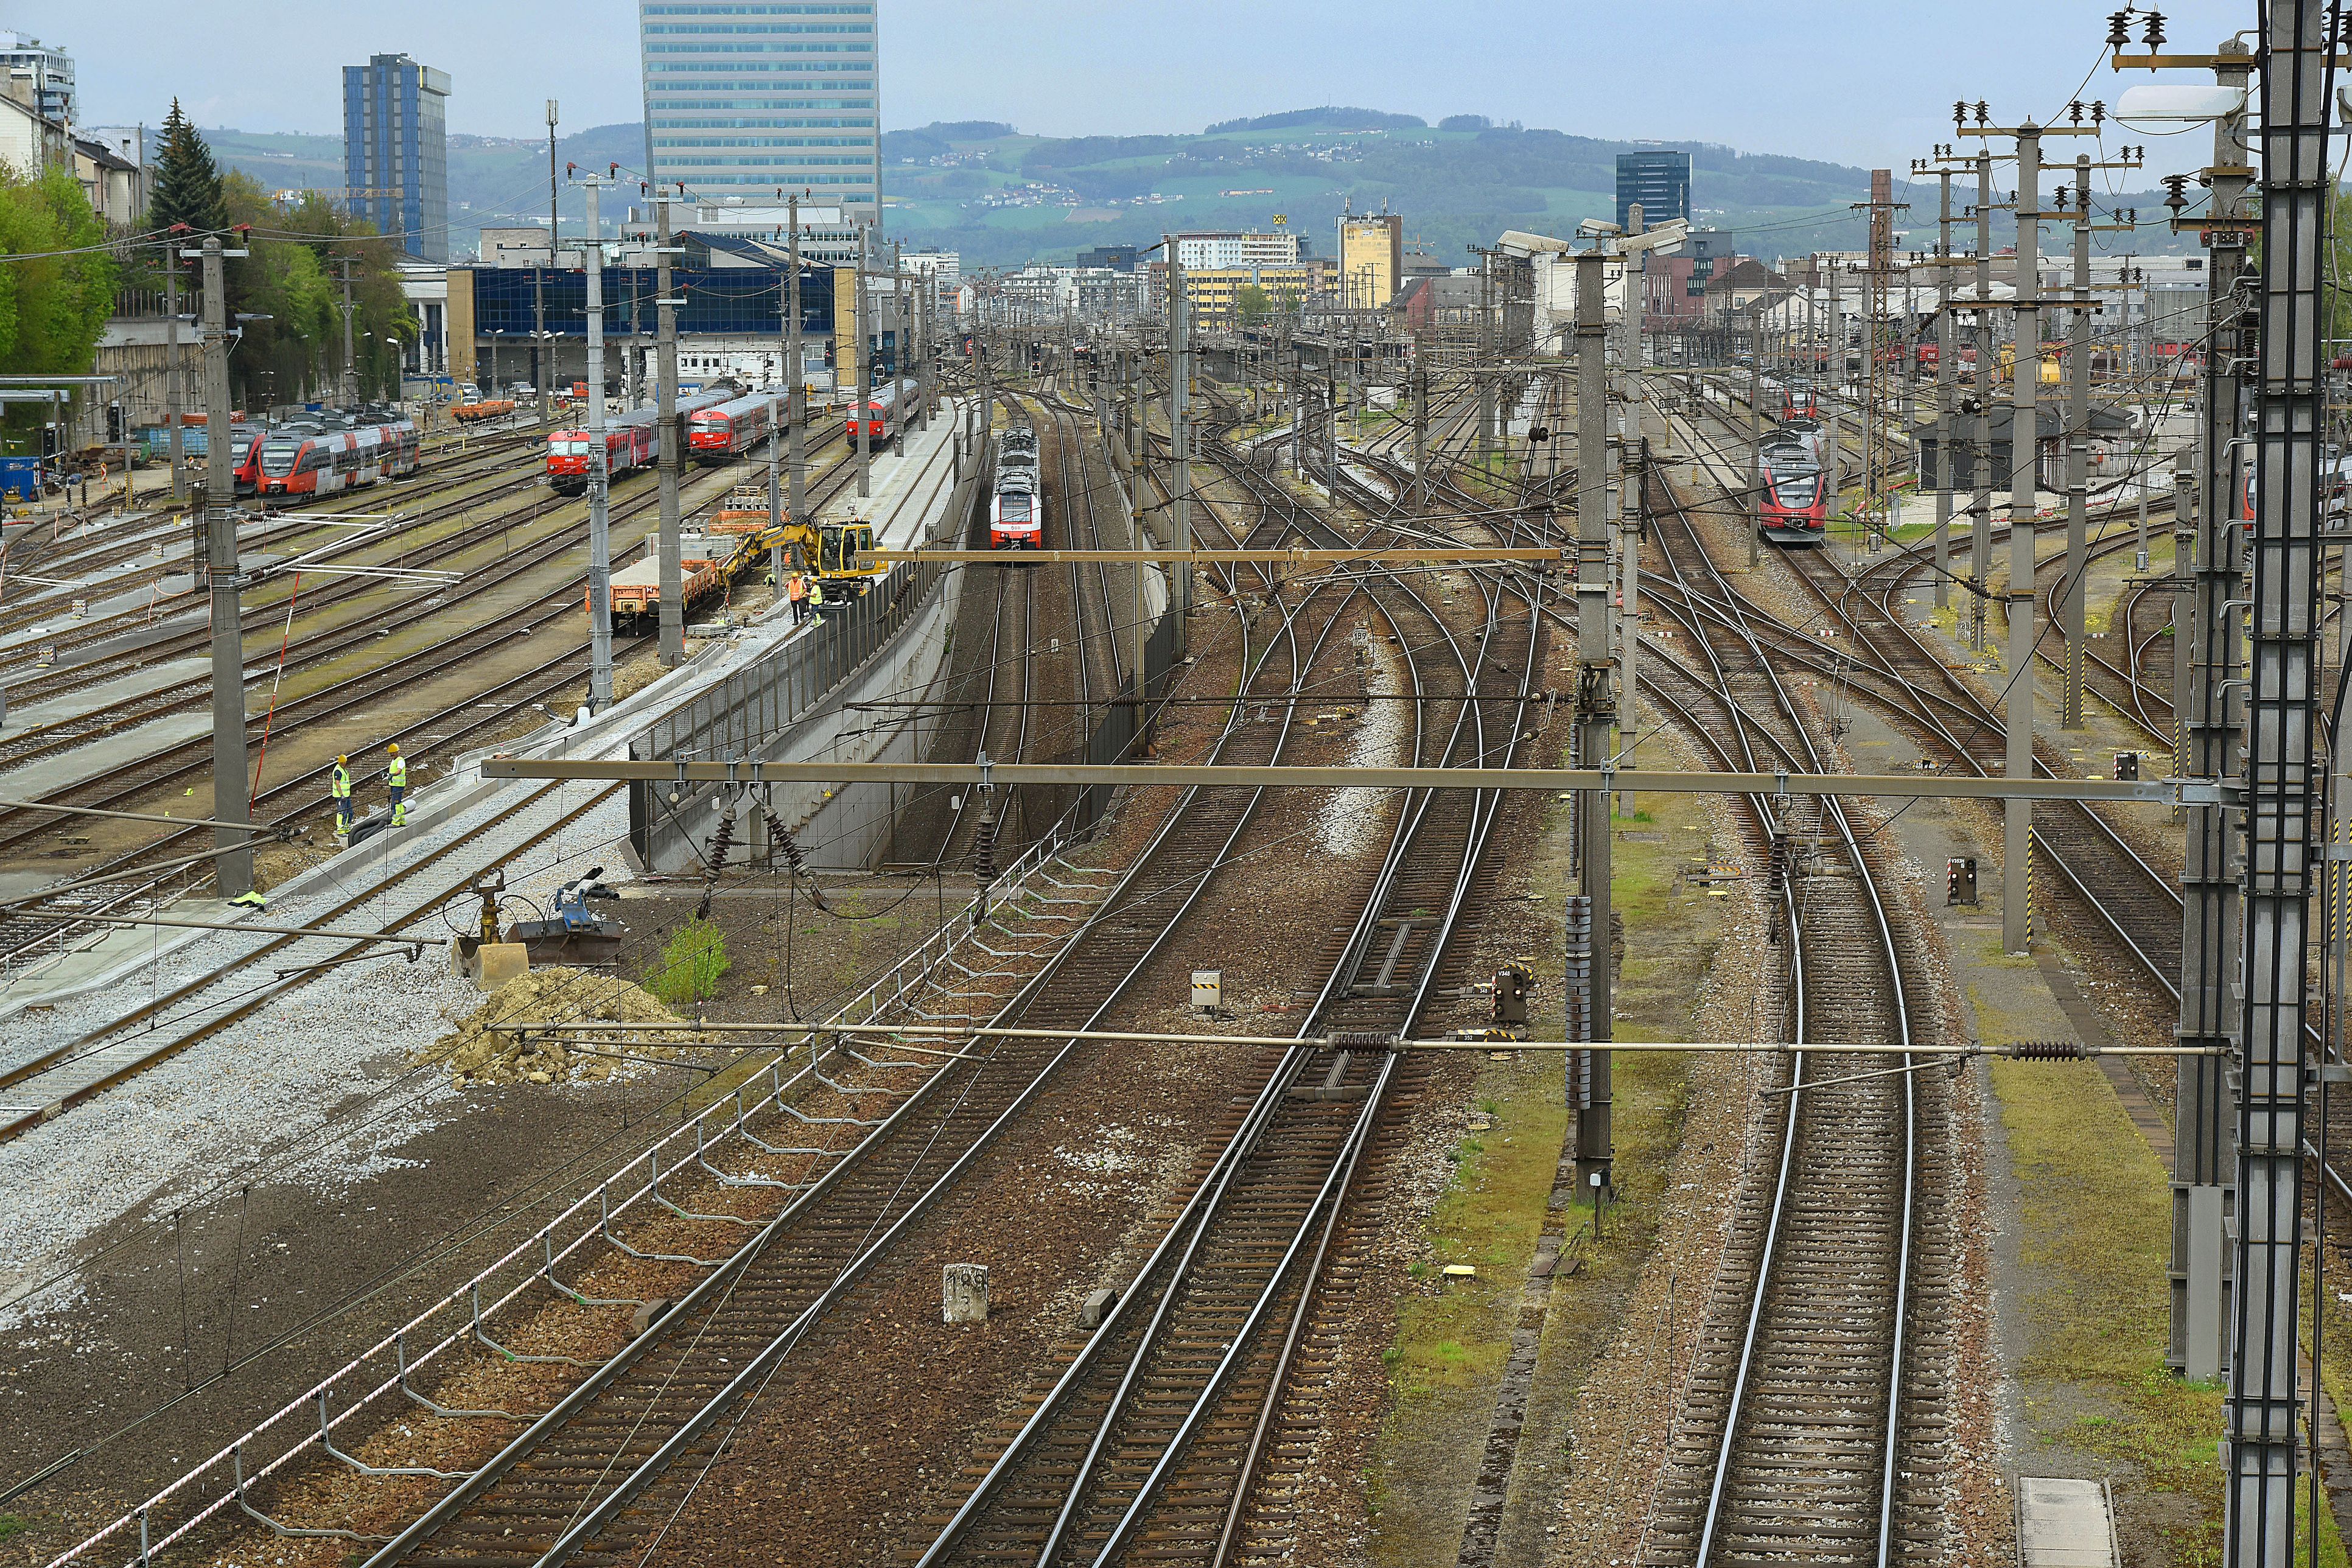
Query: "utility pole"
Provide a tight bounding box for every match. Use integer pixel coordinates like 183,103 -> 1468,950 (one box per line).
655,191 -> 684,666
1571,246 -> 1613,1196
786,194 -> 805,563
2228,6 -> 2325,1556
2001,121 -> 2042,956
1747,305 -> 1763,567
1619,415 -> 1642,816
539,99 -> 556,431
1171,247 -> 1192,638
1971,145 -> 1995,650
583,177 -> 614,710
1825,262 -> 1844,523
2170,26 -> 2255,1405
165,254 -> 185,498
1412,359 -> 1429,514
337,257 -> 357,408
1933,157 -> 1955,607
197,234 -> 251,898
2061,153 -> 2091,729
856,222 -> 872,498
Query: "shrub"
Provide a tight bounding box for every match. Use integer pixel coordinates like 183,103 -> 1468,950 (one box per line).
648,919 -> 730,1007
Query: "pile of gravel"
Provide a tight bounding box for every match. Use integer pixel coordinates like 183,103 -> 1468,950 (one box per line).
421,967 -> 712,1085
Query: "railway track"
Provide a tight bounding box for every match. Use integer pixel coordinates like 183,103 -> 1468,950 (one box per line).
910,402 -> 1540,1567
1333,403 -> 1953,1562
345,487 -> 1325,1568
0,427 -> 867,969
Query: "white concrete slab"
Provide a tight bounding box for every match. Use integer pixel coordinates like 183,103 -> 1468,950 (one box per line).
0,712 -> 213,799
0,658 -> 211,741
2016,1475 -> 2117,1568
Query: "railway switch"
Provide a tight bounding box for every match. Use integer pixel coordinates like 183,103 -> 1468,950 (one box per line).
1947,856 -> 1979,906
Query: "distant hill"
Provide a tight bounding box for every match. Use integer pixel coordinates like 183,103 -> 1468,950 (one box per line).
150,123 -> 651,261
164,110 -> 2170,274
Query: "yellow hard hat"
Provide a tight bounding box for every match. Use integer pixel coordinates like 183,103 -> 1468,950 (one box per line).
336,754 -> 348,764
388,743 -> 400,754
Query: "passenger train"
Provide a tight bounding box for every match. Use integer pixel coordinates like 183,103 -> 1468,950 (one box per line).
254,418 -> 422,501
848,380 -> 915,447
687,390 -> 782,464
545,388 -> 733,494
990,424 -> 1043,550
1757,438 -> 1829,544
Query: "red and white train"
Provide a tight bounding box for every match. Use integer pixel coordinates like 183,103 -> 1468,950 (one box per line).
990,480 -> 1042,549
545,389 -> 733,494
687,391 -> 781,464
1757,438 -> 1828,544
254,420 -> 421,501
847,380 -> 914,447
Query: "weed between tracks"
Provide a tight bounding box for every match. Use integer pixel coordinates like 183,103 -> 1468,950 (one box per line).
1365,782 -> 1720,1566
1992,1052 -> 2347,1567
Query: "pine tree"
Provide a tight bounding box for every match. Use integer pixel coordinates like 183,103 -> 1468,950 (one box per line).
147,99 -> 223,235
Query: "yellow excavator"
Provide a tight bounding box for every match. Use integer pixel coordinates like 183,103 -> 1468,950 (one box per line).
711,484 -> 877,585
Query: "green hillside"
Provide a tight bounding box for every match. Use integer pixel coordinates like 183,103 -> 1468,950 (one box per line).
181,107 -> 2166,273
187,123 -> 649,260
878,108 -> 1885,271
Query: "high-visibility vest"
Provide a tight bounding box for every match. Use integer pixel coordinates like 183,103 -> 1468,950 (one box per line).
809,581 -> 825,606
788,576 -> 807,602
387,755 -> 407,788
331,765 -> 352,800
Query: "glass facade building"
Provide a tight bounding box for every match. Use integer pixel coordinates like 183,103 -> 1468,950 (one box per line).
343,54 -> 450,262
639,2 -> 880,224
1615,150 -> 1690,232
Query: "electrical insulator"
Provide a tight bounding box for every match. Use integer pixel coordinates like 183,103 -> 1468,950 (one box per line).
2106,9 -> 2132,47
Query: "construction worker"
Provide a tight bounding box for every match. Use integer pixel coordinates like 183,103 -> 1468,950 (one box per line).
387,743 -> 408,827
808,575 -> 826,622
787,572 -> 810,625
331,754 -> 354,837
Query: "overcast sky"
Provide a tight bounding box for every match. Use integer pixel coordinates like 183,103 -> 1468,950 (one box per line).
24,0 -> 2252,169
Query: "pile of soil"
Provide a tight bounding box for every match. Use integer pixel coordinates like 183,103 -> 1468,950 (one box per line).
421,967 -> 715,1085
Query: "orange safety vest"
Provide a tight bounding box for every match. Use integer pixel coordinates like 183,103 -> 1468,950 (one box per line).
787,576 -> 808,602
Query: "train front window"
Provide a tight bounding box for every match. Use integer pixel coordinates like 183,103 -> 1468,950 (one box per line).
1000,494 -> 1031,522
260,441 -> 299,477
553,438 -> 590,455
1771,472 -> 1821,508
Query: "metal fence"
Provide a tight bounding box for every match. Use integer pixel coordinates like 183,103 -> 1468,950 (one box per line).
626,457 -> 985,865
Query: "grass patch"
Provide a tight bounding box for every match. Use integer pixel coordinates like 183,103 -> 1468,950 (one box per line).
1992,1057 -> 2348,1564
0,1516 -> 24,1544
1366,782 -> 1715,1565
645,916 -> 731,1008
